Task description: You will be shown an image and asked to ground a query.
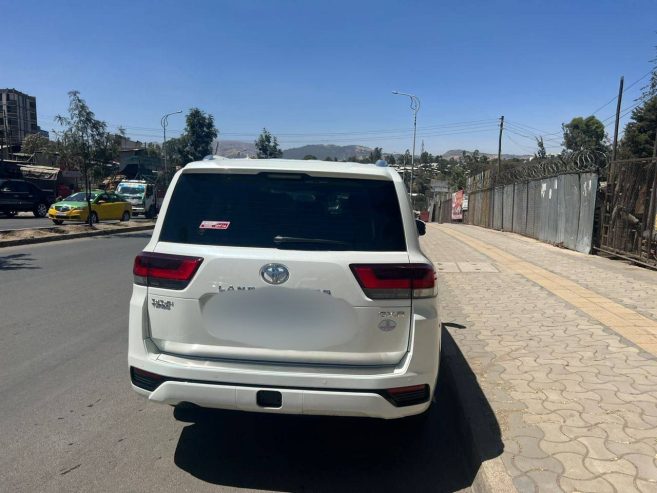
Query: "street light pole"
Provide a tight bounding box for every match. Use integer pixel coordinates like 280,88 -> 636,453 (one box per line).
392,91 -> 420,210
160,110 -> 182,181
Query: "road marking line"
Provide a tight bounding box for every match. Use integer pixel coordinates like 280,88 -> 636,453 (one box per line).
438,225 -> 657,356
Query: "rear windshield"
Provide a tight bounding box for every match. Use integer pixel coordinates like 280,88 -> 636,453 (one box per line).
159,172 -> 406,251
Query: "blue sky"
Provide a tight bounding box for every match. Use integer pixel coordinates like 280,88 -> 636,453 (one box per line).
4,0 -> 656,155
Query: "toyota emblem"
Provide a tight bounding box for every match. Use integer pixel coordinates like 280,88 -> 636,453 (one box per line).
260,263 -> 289,285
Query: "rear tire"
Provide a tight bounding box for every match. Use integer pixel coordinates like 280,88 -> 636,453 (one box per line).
121,211 -> 130,222
52,219 -> 64,225
33,202 -> 48,218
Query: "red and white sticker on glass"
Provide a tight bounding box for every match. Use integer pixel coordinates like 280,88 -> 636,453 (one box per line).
199,220 -> 231,230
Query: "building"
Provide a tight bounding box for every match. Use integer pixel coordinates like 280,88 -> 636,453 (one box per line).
0,88 -> 41,148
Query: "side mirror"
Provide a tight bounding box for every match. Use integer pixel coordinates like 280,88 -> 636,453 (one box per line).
415,219 -> 426,236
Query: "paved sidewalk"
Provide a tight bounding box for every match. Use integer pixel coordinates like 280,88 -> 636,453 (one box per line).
422,224 -> 657,493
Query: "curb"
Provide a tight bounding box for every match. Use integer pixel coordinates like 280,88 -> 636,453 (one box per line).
0,224 -> 155,248
441,330 -> 518,493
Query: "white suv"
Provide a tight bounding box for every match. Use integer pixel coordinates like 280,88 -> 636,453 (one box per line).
128,158 -> 440,419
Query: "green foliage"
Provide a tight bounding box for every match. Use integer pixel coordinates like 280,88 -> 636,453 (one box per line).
255,128 -> 283,158
619,96 -> 657,158
448,164 -> 467,190
535,137 -> 547,159
367,147 -> 382,163
53,91 -> 121,224
184,108 -> 218,162
460,150 -> 489,175
303,154 -> 317,160
163,108 -> 218,166
385,154 -> 396,165
54,91 -> 120,174
562,116 -> 609,154
144,142 -> 162,158
21,133 -> 52,154
403,149 -> 411,165
420,151 -> 433,164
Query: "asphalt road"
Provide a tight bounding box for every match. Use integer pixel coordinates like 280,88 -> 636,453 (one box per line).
0,233 -> 472,492
0,213 -> 152,231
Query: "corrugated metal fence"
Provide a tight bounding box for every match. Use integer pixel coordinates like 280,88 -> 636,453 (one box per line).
443,153 -> 606,254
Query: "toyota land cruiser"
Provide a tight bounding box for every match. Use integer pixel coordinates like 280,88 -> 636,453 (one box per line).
129,157 -> 440,419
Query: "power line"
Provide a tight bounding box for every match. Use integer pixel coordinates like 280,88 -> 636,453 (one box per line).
589,69 -> 653,115
505,134 -> 536,152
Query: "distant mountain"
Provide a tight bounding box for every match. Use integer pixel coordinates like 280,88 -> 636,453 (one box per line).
283,144 -> 371,161
211,140 -> 257,158
440,149 -> 531,160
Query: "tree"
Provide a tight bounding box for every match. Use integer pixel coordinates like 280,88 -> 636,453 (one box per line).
420,151 -> 433,165
255,128 -> 283,158
54,90 -> 120,225
562,116 -> 609,155
619,96 -> 657,158
144,142 -> 162,158
368,147 -> 383,163
303,154 -> 317,160
403,149 -> 411,165
535,137 -> 547,159
21,133 -> 51,154
385,154 -> 396,165
449,164 -> 467,191
182,108 -> 218,163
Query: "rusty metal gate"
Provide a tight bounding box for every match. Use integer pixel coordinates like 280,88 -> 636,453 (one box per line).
599,156 -> 657,267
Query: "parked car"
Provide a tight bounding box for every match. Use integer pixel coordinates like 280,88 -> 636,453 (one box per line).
129,158 -> 439,423
47,190 -> 132,224
0,179 -> 55,218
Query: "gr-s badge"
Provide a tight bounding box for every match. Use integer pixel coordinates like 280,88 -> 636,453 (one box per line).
151,298 -> 174,310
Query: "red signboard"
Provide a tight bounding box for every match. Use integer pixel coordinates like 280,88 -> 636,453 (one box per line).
451,190 -> 464,221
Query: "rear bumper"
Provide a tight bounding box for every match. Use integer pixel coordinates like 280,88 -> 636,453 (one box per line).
128,286 -> 440,419
131,377 -> 430,419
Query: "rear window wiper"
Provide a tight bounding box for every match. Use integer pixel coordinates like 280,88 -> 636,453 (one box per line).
273,235 -> 350,246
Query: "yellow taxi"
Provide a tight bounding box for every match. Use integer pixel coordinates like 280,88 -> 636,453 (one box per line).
48,190 -> 132,224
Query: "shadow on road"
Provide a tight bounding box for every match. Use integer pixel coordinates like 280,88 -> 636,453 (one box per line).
173,328 -> 503,492
440,326 -> 505,481
0,253 -> 40,271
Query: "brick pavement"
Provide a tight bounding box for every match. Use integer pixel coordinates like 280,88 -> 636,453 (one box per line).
422,224 -> 657,493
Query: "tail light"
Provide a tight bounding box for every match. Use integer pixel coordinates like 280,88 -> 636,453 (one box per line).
130,367 -> 166,391
385,384 -> 430,407
350,263 -> 436,299
133,252 -> 203,290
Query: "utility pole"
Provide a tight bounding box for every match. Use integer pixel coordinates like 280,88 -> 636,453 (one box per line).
160,110 -> 182,183
611,76 -> 624,163
497,115 -> 504,175
392,91 -> 420,210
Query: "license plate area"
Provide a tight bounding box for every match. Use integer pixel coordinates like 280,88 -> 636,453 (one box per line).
256,390 -> 282,408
